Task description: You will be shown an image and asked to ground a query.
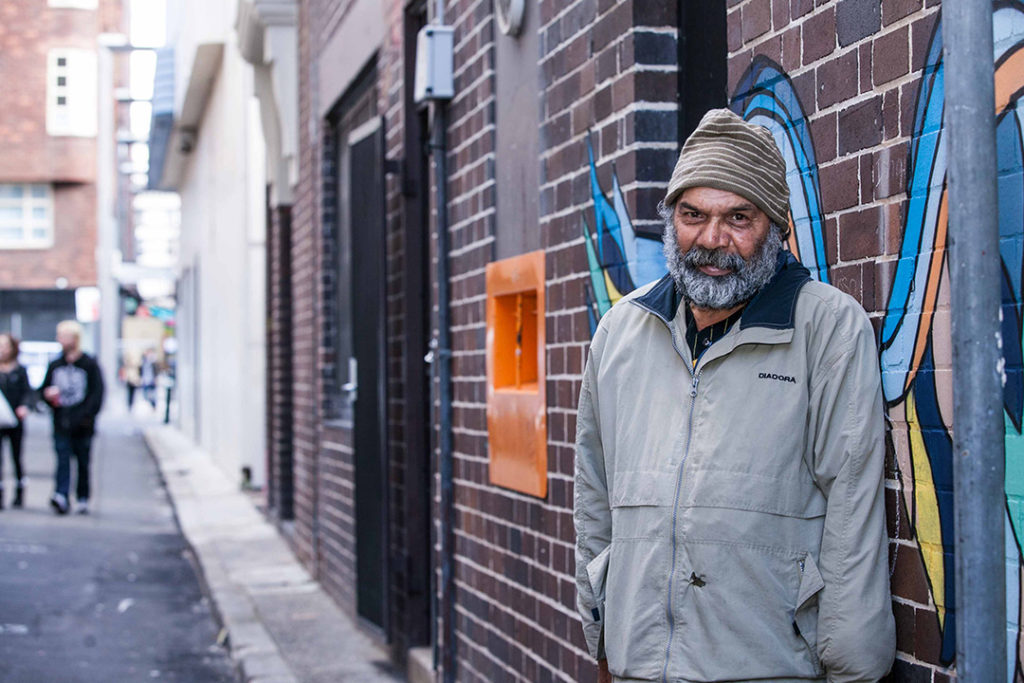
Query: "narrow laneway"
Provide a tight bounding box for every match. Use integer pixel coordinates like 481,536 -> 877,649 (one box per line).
0,409 -> 237,682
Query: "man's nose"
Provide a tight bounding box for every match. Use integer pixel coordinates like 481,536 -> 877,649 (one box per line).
696,217 -> 729,250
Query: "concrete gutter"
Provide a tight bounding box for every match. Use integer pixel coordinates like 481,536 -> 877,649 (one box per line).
143,425 -> 402,683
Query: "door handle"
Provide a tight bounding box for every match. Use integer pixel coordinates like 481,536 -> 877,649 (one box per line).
342,357 -> 358,403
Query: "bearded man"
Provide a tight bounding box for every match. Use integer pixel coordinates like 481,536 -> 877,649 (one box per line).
573,109 -> 895,682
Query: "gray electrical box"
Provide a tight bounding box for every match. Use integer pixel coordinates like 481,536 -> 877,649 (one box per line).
413,24 -> 454,103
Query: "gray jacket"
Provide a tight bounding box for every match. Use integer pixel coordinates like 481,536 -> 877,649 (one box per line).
574,254 -> 895,682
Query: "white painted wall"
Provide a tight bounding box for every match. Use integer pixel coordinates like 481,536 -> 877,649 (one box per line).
171,2 -> 266,488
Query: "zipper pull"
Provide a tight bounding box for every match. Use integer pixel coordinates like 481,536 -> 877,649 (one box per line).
690,373 -> 700,398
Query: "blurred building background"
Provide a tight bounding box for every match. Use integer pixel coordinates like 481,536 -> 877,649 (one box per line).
0,0 -> 125,353
0,0 -> 178,404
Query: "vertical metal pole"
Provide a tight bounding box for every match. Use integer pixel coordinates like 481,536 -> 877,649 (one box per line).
429,3 -> 455,680
432,99 -> 456,683
942,3 -> 1007,679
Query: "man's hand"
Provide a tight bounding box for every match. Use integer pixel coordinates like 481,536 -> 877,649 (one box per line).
598,659 -> 611,683
14,406 -> 27,419
43,386 -> 60,406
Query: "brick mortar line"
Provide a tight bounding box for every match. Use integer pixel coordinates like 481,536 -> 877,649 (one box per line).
453,553 -> 580,617
453,504 -> 576,548
451,480 -> 578,523
447,175 -> 495,200
453,612 -> 580,683
453,617 -> 574,683
451,9 -> 494,53
447,126 -> 497,158
539,123 -> 677,164
539,134 -> 678,171
446,263 -> 489,284
544,60 -> 679,104
450,49 -> 493,93
737,3 -> 941,59
447,0 -> 490,39
451,576 -> 593,667
446,84 -> 496,130
450,637 -> 523,683
539,2 -> 624,38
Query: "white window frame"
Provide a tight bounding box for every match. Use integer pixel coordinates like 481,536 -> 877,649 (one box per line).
48,0 -> 99,9
0,184 -> 56,250
47,48 -> 98,138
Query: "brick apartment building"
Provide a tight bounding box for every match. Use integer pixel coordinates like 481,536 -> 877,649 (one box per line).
242,0 -> 1020,680
0,0 -> 126,348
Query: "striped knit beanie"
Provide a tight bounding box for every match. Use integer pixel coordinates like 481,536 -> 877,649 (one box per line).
664,108 -> 791,237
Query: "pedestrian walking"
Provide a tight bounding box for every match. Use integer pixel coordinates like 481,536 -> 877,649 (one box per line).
140,348 -> 158,409
0,333 -> 31,509
41,320 -> 104,515
574,109 -> 895,682
122,357 -> 141,411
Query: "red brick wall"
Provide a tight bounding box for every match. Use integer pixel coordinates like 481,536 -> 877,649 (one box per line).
0,0 -> 123,289
287,1 -> 973,680
2,183 -> 101,288
434,1 -> 681,680
291,0 -> 323,571
287,0 -> 685,678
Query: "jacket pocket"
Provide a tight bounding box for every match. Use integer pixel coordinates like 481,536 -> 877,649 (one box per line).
603,471 -> 673,679
604,539 -> 670,680
793,552 -> 825,671
609,470 -> 673,541
610,469 -> 673,508
673,540 -> 823,681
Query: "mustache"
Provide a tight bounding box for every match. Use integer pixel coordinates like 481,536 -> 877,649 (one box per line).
681,246 -> 747,273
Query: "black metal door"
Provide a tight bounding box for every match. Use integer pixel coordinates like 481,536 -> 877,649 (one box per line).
349,117 -> 388,629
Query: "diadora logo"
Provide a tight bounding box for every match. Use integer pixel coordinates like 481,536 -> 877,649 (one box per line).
758,371 -> 797,384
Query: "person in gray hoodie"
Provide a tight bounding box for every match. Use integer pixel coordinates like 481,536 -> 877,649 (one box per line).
574,109 -> 895,682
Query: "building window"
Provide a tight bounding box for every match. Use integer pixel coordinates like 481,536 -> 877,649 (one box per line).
47,49 -> 98,137
0,184 -> 55,249
48,0 -> 99,8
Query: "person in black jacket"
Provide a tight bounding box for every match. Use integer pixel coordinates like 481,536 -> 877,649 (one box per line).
41,321 -> 104,515
0,333 -> 31,509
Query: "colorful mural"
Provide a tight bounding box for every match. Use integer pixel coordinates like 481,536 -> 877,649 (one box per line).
582,4 -> 1024,677
581,135 -> 668,334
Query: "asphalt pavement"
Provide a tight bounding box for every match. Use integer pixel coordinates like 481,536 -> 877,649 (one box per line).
0,407 -> 238,683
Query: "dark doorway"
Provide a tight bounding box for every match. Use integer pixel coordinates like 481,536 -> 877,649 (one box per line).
400,0 -> 433,655
678,0 -> 728,142
348,116 -> 388,629
330,65 -> 388,630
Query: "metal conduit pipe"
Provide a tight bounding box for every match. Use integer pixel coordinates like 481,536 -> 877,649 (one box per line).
942,2 -> 1006,677
430,0 -> 456,676
432,102 -> 456,683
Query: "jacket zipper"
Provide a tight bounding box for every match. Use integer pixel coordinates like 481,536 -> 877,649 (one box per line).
661,369 -> 700,683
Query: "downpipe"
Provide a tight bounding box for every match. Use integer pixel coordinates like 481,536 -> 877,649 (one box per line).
431,96 -> 457,683
942,2 -> 1006,678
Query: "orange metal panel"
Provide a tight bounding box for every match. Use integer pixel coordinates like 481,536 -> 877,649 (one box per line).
485,250 -> 547,498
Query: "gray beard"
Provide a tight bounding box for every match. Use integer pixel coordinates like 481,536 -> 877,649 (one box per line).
662,220 -> 783,310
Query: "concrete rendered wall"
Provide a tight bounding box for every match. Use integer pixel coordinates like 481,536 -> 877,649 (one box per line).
174,2 -> 267,489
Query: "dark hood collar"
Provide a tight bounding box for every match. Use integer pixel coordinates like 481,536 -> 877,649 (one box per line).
632,251 -> 811,330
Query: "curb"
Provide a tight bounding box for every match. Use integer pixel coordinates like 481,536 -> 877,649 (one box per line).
143,425 -> 299,683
